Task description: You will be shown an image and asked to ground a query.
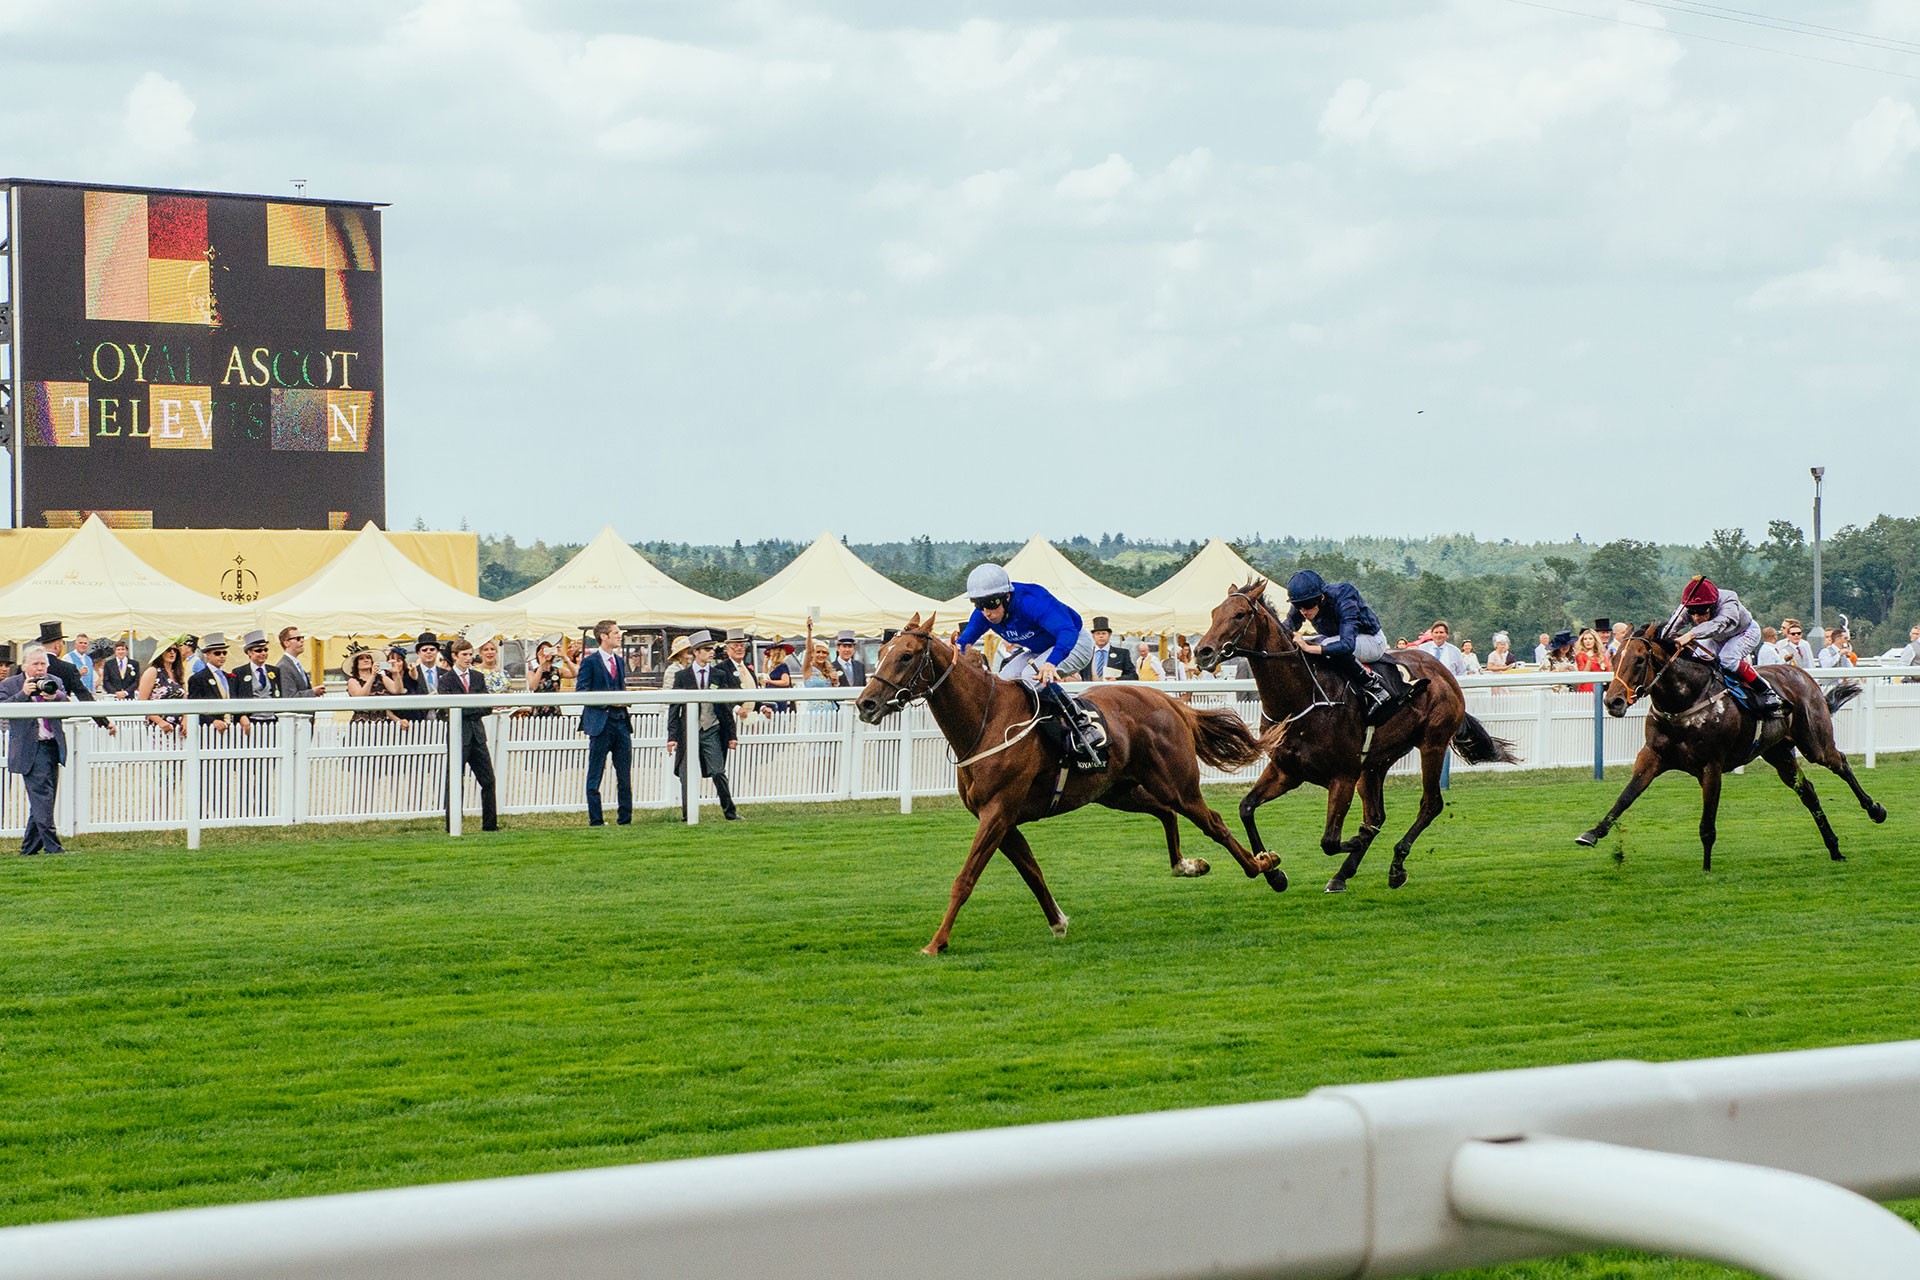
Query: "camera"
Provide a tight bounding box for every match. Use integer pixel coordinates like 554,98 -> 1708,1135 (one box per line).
31,677 -> 62,698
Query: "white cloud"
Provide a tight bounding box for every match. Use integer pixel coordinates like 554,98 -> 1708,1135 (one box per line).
1749,247 -> 1911,309
594,116 -> 707,159
1056,153 -> 1136,201
123,71 -> 194,154
1844,97 -> 1920,181
879,241 -> 942,281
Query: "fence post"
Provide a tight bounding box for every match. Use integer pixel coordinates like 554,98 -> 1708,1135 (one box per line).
837,699 -> 858,800
184,714 -> 201,851
683,691 -> 700,826
63,722 -> 86,837
291,715 -> 311,824
1863,674 -> 1878,769
1593,684 -> 1605,781
446,707 -> 463,838
897,709 -> 914,815
1535,681 -> 1555,769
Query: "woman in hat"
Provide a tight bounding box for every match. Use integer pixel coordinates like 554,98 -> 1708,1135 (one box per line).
345,645 -> 403,724
660,633 -> 694,699
137,637 -> 190,736
800,635 -> 844,729
760,638 -> 797,715
385,644 -> 428,722
473,637 -> 512,696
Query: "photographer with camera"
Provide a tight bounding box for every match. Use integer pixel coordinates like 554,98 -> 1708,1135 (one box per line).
3,645 -> 72,856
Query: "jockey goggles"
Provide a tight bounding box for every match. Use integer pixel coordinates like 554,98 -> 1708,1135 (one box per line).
971,593 -> 1012,611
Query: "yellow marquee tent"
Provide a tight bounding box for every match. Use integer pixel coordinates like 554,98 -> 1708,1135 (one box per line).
501,526 -> 729,631
942,535 -> 1172,635
728,531 -> 943,637
0,515 -> 253,642
1134,538 -> 1267,635
254,523 -> 527,642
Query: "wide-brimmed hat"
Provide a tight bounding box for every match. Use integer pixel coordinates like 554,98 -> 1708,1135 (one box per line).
1091,616 -> 1113,633
1550,629 -> 1575,651
766,638 -> 795,655
37,621 -> 63,644
685,629 -> 716,651
240,629 -> 270,651
668,635 -> 692,660
201,632 -> 231,652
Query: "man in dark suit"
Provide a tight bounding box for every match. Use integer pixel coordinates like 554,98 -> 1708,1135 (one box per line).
236,630 -> 283,720
834,630 -> 867,688
1086,617 -> 1138,682
4,645 -> 70,855
667,631 -> 740,821
438,637 -> 499,832
98,638 -> 141,699
575,618 -> 632,826
37,621 -> 115,734
185,632 -> 252,734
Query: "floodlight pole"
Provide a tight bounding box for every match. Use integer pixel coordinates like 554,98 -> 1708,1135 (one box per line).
1810,467 -> 1824,639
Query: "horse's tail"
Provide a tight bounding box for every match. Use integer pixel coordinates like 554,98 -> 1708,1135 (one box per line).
1825,681 -> 1864,715
1452,712 -> 1521,766
1181,701 -> 1266,771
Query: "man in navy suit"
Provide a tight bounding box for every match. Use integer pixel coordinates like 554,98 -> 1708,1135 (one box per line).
1086,617 -> 1138,682
438,638 -> 500,832
3,645 -> 70,856
575,618 -> 632,826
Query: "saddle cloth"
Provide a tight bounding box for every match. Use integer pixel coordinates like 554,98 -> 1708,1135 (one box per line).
1038,696 -> 1111,773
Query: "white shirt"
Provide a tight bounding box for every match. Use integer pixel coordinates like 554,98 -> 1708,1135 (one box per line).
1901,641 -> 1919,670
1421,640 -> 1468,678
1756,641 -> 1783,667
1533,644 -> 1549,666
1818,645 -> 1847,669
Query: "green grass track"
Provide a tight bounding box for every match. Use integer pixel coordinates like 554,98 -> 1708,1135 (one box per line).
4,754 -> 1919,1279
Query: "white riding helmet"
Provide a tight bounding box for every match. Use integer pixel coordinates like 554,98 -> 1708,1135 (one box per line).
965,563 -> 1013,602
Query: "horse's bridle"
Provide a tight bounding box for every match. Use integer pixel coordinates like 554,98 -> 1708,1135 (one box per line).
1611,635 -> 1703,708
866,629 -> 955,711
1214,590 -> 1297,664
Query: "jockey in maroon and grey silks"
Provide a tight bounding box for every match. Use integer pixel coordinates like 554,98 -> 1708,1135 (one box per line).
1663,576 -> 1782,718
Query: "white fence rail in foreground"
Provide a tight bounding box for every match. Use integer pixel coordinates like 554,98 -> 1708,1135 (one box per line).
1,1040 -> 1916,1280
2,667 -> 1915,843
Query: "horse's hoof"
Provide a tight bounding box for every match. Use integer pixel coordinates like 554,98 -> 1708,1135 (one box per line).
1574,830 -> 1601,848
1388,865 -> 1408,890
1830,852 -> 1846,863
1324,878 -> 1346,894
1172,858 -> 1209,878
1051,915 -> 1070,938
1869,803 -> 1887,824
1264,866 -> 1288,893
920,942 -> 946,957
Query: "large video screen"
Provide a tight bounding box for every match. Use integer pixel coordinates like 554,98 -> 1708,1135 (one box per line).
9,180 -> 385,529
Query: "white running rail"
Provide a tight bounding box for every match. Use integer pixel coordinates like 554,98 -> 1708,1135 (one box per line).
0,1041 -> 1915,1280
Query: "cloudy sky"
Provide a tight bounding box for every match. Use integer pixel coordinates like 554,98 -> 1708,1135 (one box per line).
7,0 -> 1918,547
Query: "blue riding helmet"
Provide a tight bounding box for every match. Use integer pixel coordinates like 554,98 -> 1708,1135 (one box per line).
1287,570 -> 1326,605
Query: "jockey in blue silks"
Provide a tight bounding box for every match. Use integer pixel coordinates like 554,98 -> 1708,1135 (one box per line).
956,563 -> 1101,768
1283,569 -> 1422,725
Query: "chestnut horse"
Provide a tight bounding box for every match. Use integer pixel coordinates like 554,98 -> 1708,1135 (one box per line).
854,614 -> 1281,955
1575,624 -> 1886,870
1193,580 -> 1520,893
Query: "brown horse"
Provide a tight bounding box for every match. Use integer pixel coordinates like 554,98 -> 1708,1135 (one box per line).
1192,580 -> 1520,893
854,614 -> 1281,955
1575,625 -> 1886,870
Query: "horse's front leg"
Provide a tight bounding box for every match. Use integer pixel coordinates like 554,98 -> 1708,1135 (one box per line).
1698,763 -> 1722,873
925,804 -> 1015,955
1323,777 -> 1364,893
1576,746 -> 1664,851
1238,756 -> 1302,856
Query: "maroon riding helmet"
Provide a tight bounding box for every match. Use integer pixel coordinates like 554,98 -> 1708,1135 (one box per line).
1681,576 -> 1720,610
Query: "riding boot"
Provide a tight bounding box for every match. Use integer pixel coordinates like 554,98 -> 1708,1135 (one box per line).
1040,683 -> 1101,771
1328,653 -> 1398,725
1738,661 -> 1782,718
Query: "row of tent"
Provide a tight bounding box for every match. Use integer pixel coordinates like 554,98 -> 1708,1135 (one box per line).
0,517 -> 1266,642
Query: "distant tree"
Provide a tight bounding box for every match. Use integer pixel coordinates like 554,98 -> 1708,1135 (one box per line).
1755,520 -> 1811,621
1577,540 -> 1665,626
1697,527 -> 1753,596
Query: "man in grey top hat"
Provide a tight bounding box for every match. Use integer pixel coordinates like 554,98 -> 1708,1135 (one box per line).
667,631 -> 741,821
237,630 -> 284,720
833,630 -> 866,688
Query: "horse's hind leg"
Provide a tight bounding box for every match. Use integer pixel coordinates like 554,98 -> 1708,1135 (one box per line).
1384,742 -> 1448,890
1239,757 -> 1302,858
1763,744 -> 1843,861
1577,746 -> 1664,850
1801,733 -> 1887,826
998,827 -> 1071,936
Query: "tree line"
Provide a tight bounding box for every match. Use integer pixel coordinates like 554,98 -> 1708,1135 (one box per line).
473,518 -> 1918,654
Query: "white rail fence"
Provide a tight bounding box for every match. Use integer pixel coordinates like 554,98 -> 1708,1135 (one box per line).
4,668 -> 1915,842
1,1040 -> 1916,1280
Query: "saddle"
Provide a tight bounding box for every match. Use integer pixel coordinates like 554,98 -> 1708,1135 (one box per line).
1037,694 -> 1111,773
1365,658 -> 1418,697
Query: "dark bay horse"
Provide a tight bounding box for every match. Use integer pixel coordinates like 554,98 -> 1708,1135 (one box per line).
1575,625 -> 1886,870
1193,580 -> 1520,893
854,614 -> 1281,955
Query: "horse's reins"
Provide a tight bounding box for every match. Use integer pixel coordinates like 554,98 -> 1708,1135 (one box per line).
869,631 -> 1035,769
1216,590 -> 1340,730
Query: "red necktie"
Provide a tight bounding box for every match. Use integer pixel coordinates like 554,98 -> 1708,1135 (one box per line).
461,672 -> 470,693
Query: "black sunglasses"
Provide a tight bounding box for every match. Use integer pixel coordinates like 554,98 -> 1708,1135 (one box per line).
973,595 -> 1011,611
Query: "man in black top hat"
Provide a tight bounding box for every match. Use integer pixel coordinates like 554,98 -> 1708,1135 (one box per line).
1085,617 -> 1137,682
413,631 -> 445,698
37,621 -> 114,733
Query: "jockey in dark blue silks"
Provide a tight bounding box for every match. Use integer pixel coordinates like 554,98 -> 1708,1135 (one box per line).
956,563 -> 1101,768
1283,569 -> 1423,725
